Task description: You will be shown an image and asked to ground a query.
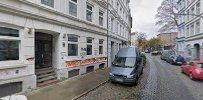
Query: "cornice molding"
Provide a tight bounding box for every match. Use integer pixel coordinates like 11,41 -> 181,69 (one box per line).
0,2 -> 108,36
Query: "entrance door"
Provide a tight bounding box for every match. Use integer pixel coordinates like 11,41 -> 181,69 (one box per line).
35,33 -> 52,69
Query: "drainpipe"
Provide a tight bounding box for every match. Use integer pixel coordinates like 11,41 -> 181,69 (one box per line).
107,0 -> 109,67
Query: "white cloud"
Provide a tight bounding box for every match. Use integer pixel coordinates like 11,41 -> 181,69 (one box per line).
130,0 -> 163,39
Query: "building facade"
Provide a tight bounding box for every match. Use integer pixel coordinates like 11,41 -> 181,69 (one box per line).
157,32 -> 178,50
0,0 -> 108,96
177,0 -> 203,60
131,32 -> 138,46
107,0 -> 131,66
177,0 -> 186,55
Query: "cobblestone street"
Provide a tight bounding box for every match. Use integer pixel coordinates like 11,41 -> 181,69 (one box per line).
77,54 -> 203,100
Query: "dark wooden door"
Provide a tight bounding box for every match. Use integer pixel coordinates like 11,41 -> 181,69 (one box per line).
35,40 -> 52,69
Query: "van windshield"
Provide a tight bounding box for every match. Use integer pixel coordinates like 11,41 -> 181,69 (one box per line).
112,57 -> 136,68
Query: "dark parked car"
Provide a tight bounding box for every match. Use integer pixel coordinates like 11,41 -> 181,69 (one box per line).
145,50 -> 150,53
151,51 -> 159,56
160,50 -> 169,61
109,47 -> 144,85
165,50 -> 177,63
168,55 -> 186,65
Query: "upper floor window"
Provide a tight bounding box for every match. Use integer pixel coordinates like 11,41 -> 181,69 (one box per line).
111,18 -> 114,32
196,2 -> 200,14
0,27 -> 19,61
195,21 -> 200,34
99,11 -> 104,26
41,0 -> 54,7
69,0 -> 77,17
86,4 -> 93,22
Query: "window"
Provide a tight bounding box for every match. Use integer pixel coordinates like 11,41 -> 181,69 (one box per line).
69,0 -> 77,16
68,35 -> 78,56
99,39 -> 104,55
112,57 -> 136,67
191,7 -> 195,19
190,24 -> 194,36
86,4 -> 93,22
195,21 -> 200,34
196,2 -> 200,14
186,26 -> 190,36
111,18 -> 114,32
0,27 -> 19,61
86,37 -> 93,55
41,0 -> 54,7
116,21 -> 118,34
99,11 -> 104,26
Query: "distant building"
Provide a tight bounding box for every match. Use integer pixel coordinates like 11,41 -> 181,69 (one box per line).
157,32 -> 178,50
131,32 -> 138,46
177,0 -> 203,60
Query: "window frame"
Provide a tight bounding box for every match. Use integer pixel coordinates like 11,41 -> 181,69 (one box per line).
86,4 -> 93,22
99,39 -> 104,55
0,27 -> 20,61
86,37 -> 93,55
41,0 -> 54,8
69,0 -> 77,17
99,10 -> 104,26
67,34 -> 79,56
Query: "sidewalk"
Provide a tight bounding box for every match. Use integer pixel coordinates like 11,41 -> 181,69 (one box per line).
26,68 -> 110,100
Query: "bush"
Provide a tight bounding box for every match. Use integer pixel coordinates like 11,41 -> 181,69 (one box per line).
141,54 -> 147,67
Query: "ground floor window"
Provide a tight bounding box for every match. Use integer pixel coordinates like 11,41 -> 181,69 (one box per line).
87,45 -> 92,55
99,45 -> 103,54
0,41 -> 19,61
68,44 -> 78,56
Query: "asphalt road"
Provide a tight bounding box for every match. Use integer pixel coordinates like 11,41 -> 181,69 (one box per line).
77,54 -> 203,100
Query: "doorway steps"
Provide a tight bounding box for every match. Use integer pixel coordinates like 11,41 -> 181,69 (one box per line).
35,67 -> 58,87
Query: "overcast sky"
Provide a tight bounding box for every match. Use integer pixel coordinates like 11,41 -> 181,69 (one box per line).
129,0 -> 163,39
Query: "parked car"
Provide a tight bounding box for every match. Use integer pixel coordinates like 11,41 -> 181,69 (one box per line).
109,47 -> 144,85
151,51 -> 159,56
181,61 -> 203,80
165,50 -> 177,63
145,50 -> 150,53
160,50 -> 169,61
168,55 -> 186,65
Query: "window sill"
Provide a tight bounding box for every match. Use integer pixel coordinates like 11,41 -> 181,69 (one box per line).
0,60 -> 27,70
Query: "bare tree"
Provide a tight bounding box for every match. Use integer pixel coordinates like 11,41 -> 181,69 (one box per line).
137,32 -> 147,49
155,0 -> 178,32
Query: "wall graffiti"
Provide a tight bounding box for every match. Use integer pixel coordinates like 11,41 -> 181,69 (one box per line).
66,57 -> 107,67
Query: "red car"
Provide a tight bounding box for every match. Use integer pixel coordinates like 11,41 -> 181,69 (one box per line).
181,61 -> 203,80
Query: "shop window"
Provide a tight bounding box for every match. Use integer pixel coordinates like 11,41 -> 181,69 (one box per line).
69,0 -> 77,16
41,0 -> 54,7
0,27 -> 19,61
68,35 -> 78,56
